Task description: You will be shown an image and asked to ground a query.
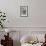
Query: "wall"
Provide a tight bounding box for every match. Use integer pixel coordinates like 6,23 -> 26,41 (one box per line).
0,0 -> 46,28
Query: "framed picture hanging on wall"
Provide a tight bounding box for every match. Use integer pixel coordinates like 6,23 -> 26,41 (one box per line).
20,6 -> 28,17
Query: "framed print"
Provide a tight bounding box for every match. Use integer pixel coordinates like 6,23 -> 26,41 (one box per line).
20,6 -> 28,17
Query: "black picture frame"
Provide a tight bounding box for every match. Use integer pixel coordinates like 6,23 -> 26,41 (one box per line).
20,6 -> 28,17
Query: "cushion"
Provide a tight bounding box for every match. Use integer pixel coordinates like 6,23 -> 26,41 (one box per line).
20,35 -> 37,43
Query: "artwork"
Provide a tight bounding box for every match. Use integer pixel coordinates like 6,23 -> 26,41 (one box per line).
20,6 -> 28,17
0,10 -> 6,28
